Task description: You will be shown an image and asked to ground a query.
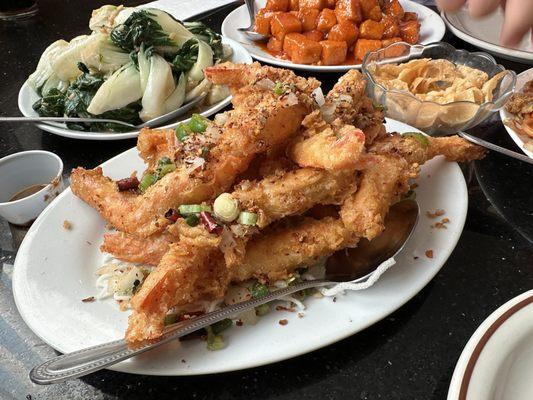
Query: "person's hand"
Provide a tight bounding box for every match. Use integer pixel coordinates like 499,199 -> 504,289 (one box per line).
436,0 -> 533,47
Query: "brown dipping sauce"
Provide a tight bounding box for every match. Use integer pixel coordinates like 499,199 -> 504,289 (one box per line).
256,42 -> 360,65
9,184 -> 46,202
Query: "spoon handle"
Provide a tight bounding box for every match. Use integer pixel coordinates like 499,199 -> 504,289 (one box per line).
243,0 -> 256,24
0,116 -> 135,128
30,279 -> 330,385
458,131 -> 533,165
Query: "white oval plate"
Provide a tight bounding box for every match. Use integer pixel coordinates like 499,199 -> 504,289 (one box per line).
17,37 -> 252,141
443,8 -> 533,64
499,68 -> 533,158
13,119 -> 468,376
448,290 -> 533,400
222,0 -> 445,72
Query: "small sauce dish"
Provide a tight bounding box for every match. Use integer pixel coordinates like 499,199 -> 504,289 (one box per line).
0,150 -> 64,226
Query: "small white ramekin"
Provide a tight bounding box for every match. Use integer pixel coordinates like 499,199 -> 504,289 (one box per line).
0,150 -> 64,225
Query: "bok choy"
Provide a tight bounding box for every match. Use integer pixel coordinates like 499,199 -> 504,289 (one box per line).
28,5 -> 232,132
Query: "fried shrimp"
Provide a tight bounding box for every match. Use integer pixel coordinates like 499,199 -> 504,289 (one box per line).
71,85 -> 314,237
339,155 -> 413,241
289,124 -> 366,171
70,62 -> 489,344
136,128 -> 178,169
101,231 -> 173,266
233,168 -> 357,228
324,69 -> 387,145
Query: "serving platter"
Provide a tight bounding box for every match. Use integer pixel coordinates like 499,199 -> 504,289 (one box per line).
448,290 -> 533,400
221,0 -> 446,72
443,9 -> 533,64
17,37 -> 252,141
13,118 -> 469,376
499,68 -> 533,158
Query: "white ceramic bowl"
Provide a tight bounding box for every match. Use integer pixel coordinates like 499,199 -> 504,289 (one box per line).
0,150 -> 64,225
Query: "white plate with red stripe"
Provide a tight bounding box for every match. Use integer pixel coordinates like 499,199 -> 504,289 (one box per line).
222,0 -> 445,72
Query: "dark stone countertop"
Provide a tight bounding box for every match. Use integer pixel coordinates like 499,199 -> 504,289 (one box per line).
0,1 -> 532,399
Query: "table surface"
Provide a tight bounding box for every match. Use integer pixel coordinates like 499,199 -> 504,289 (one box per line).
1,1 -> 532,399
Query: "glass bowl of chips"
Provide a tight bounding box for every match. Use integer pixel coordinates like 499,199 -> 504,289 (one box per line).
362,42 -> 516,136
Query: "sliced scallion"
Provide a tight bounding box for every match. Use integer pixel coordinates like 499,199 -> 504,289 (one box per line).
255,303 -> 270,316
206,326 -> 225,351
175,123 -> 191,141
251,281 -> 269,299
189,113 -> 208,133
178,204 -> 203,215
157,163 -> 176,178
185,214 -> 199,227
211,318 -> 232,335
273,81 -> 284,95
238,211 -> 258,226
139,173 -> 156,192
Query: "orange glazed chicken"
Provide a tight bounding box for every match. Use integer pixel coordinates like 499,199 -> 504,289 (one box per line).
254,0 -> 421,65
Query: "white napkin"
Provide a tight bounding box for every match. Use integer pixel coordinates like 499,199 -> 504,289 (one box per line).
139,0 -> 238,20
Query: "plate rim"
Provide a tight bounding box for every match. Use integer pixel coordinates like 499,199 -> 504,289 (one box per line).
442,11 -> 533,63
447,289 -> 533,400
12,118 -> 469,376
221,0 -> 446,72
17,36 -> 252,141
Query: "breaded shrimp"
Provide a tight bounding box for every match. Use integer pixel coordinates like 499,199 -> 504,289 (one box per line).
233,168 -> 357,228
289,124 -> 367,171
71,87 -> 313,237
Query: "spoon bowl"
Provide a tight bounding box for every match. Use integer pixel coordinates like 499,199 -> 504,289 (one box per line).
325,199 -> 419,282
238,0 -> 269,42
30,199 -> 419,385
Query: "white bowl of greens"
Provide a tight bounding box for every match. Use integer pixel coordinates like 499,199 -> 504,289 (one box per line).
18,5 -> 252,140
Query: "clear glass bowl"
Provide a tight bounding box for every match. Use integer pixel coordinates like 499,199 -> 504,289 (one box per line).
361,42 -> 516,136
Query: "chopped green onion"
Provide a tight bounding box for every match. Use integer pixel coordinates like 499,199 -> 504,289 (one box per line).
206,326 -> 225,351
255,303 -> 270,316
175,123 -> 191,141
402,132 -> 429,148
157,156 -> 172,166
213,193 -> 240,223
178,204 -> 212,215
179,204 -> 203,215
189,113 -> 208,133
238,211 -> 258,226
164,314 -> 178,326
251,281 -> 269,299
273,81 -> 284,95
157,163 -> 176,178
211,318 -> 232,335
139,173 -> 156,192
185,214 -> 199,227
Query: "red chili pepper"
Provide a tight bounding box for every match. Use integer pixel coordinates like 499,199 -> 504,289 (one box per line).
200,211 -> 222,234
116,176 -> 140,191
164,208 -> 180,222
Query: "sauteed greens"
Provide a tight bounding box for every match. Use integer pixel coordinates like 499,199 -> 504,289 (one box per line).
27,5 -> 231,132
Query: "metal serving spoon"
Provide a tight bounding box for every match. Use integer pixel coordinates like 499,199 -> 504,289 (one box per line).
238,0 -> 269,42
29,199 -> 419,385
1,93 -> 207,131
457,131 -> 533,165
